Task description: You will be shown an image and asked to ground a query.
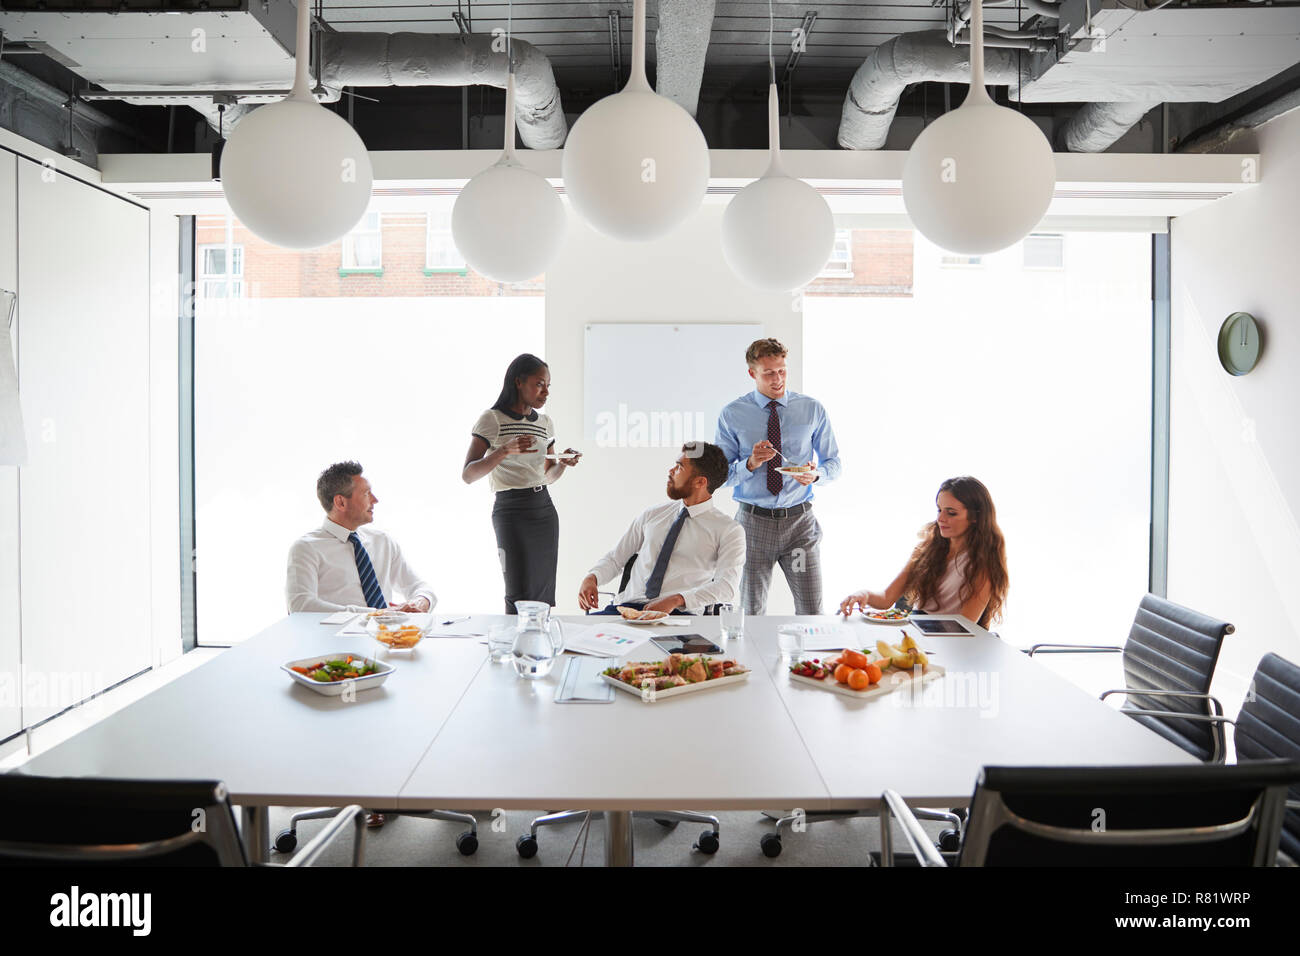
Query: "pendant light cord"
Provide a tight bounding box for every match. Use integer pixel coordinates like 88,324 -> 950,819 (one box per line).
759,0 -> 769,85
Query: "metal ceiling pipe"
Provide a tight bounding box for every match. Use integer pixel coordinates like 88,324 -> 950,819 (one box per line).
837,31 -> 1025,149
960,0 -> 1061,20
196,31 -> 567,149
654,0 -> 717,117
1058,100 -> 1158,152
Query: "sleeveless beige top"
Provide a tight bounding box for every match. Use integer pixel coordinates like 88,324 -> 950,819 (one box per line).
919,550 -> 972,615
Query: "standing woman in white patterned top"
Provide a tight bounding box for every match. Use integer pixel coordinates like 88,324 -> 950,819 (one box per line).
838,476 -> 1008,629
463,354 -> 581,613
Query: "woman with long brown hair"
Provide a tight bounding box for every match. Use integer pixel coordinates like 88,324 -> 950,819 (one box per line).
838,476 -> 1008,628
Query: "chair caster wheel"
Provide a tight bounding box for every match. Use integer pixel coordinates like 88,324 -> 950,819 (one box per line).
938,828 -> 961,852
516,834 -> 538,859
695,830 -> 720,854
760,833 -> 782,858
456,831 -> 478,856
653,818 -> 679,829
950,807 -> 967,822
273,829 -> 297,854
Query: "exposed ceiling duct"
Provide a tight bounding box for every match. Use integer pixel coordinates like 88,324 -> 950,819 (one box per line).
838,31 -> 1027,151
840,2 -> 1300,153
654,0 -> 716,117
195,31 -> 568,149
1059,99 -> 1158,153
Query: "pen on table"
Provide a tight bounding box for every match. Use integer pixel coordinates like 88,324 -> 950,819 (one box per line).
438,616 -> 471,627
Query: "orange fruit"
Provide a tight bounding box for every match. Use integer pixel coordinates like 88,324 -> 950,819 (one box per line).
834,664 -> 853,684
865,663 -> 883,684
847,668 -> 871,691
841,648 -> 869,670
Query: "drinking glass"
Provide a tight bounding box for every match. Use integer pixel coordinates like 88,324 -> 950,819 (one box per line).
719,603 -> 744,641
488,624 -> 515,663
776,624 -> 806,661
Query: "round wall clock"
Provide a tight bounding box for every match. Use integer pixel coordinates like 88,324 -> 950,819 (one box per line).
1217,312 -> 1261,376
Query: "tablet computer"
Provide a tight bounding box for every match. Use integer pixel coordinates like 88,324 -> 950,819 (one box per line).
909,618 -> 972,635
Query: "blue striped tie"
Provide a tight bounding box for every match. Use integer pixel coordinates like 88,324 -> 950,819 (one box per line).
643,508 -> 689,601
348,532 -> 387,609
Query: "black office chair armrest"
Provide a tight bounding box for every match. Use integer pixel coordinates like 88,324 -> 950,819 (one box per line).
1100,688 -> 1227,713
1026,643 -> 1124,657
1101,689 -> 1229,763
277,806 -> 367,868
879,790 -> 947,868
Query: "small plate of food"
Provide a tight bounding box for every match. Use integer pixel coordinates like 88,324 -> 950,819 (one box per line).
601,653 -> 750,701
366,611 -> 427,649
861,607 -> 910,625
776,463 -> 816,476
614,606 -> 688,625
282,654 -> 394,696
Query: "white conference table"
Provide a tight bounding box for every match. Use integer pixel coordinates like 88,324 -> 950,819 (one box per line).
15,611 -> 1195,866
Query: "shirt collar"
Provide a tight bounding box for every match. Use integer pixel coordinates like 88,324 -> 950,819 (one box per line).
684,498 -> 717,519
751,388 -> 790,408
498,406 -> 539,422
322,518 -> 356,541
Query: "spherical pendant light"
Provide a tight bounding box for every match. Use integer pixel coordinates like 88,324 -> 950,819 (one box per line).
220,0 -> 373,249
722,82 -> 834,291
901,0 -> 1055,255
452,49 -> 566,280
561,0 -> 709,241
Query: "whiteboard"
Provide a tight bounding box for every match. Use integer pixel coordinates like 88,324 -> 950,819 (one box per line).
584,323 -> 763,448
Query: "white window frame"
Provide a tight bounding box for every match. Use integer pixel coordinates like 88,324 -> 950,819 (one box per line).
1022,233 -> 1066,270
341,211 -> 383,270
425,209 -> 467,271
818,229 -> 854,278
197,243 -> 244,298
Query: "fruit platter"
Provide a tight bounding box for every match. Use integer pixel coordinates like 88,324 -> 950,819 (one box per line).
787,635 -> 943,700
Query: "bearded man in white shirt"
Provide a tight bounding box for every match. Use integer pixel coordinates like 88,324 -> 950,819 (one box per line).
286,461 -> 437,614
578,442 -> 745,616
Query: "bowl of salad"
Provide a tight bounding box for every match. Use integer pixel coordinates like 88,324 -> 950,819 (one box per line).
281,653 -> 395,696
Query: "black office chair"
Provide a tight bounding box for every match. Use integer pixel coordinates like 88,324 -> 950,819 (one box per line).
523,555 -> 724,858
0,775 -> 365,867
1029,593 -> 1234,762
878,760 -> 1300,867
1120,652 -> 1300,864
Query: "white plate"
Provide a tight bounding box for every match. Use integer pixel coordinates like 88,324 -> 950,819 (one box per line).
861,610 -> 910,626
614,616 -> 691,626
776,466 -> 816,476
601,669 -> 751,702
788,663 -> 944,700
282,653 -> 395,696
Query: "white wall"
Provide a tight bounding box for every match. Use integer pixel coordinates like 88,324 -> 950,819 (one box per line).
0,151 -> 20,741
17,158 -> 153,725
0,134 -> 171,747
544,201 -> 803,613
1169,106 -> 1300,710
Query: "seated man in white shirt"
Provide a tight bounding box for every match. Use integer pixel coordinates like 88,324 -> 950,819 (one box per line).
286,461 -> 437,614
578,442 -> 745,616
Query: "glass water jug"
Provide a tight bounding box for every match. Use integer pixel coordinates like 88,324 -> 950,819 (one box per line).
511,601 -> 566,679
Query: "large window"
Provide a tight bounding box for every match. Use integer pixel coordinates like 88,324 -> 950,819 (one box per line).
194,210 -> 543,644
805,230 -> 1153,650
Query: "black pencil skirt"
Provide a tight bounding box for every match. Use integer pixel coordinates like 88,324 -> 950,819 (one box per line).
491,486 -> 559,613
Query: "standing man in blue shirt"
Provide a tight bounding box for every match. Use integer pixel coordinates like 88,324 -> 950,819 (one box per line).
715,338 -> 842,615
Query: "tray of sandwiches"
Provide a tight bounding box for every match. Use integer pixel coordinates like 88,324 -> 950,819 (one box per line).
601,653 -> 751,701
